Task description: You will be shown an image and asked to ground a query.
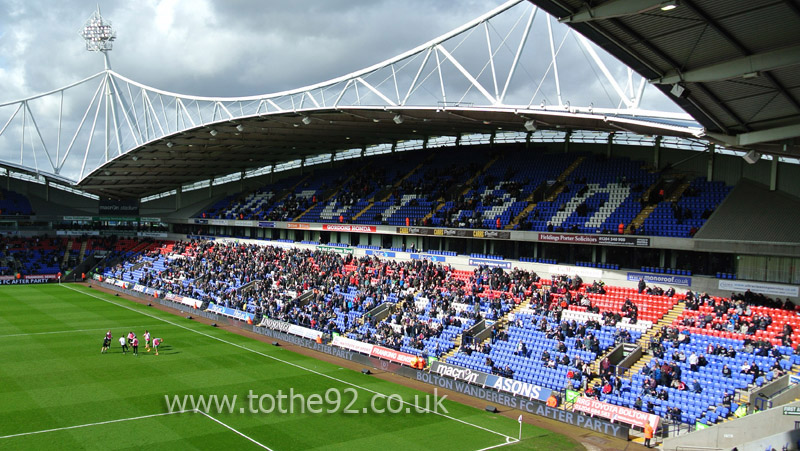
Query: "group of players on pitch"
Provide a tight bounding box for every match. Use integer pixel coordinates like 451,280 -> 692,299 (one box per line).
101,330 -> 163,356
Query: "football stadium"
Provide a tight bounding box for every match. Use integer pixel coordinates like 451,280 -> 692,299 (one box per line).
1,1 -> 799,450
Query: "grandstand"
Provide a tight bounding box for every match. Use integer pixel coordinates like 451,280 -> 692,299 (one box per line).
1,0 -> 799,449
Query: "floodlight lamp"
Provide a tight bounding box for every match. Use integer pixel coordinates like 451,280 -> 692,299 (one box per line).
209,129 -> 218,137
166,141 -> 174,148
80,9 -> 116,52
301,116 -> 312,125
660,0 -> 679,11
131,155 -> 139,161
235,124 -> 245,132
393,114 -> 404,124
524,120 -> 537,132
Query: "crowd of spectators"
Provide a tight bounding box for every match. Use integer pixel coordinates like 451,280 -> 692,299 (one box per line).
102,238 -> 800,430
0,235 -> 66,276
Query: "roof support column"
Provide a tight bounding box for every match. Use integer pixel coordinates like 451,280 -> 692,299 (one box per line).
564,129 -> 572,153
607,132 -> 614,158
770,156 -> 779,191
209,177 -> 214,199
391,141 -> 397,153
654,135 -> 662,169
706,143 -> 715,182
45,179 -> 50,203
525,131 -> 531,149
175,185 -> 183,211
489,131 -> 496,148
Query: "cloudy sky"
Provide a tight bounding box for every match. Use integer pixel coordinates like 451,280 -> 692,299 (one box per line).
0,0 -> 680,111
0,0 -> 687,183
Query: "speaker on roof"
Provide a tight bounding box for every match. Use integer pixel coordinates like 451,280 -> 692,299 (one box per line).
670,83 -> 686,98
743,150 -> 761,164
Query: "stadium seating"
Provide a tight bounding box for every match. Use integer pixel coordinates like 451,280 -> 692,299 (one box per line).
196,146 -> 734,239
641,178 -> 732,237
0,188 -> 33,216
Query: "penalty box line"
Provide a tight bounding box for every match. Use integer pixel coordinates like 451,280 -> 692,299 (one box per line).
63,284 -> 518,442
0,409 -> 273,450
0,325 -> 159,338
0,411 -> 184,440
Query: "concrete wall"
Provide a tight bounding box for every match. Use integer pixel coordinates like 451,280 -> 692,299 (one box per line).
663,400 -> 800,451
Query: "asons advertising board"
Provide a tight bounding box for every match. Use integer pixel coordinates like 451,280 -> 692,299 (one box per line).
484,374 -> 552,402
573,396 -> 660,429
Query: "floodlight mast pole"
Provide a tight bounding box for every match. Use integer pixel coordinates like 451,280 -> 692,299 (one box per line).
81,6 -> 119,165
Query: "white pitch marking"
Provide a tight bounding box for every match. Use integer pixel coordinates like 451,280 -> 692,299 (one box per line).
0,325 -> 157,338
472,437 -> 520,451
0,410 -> 189,440
196,410 -> 273,450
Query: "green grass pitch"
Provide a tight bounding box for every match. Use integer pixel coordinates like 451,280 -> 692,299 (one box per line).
0,284 -> 581,450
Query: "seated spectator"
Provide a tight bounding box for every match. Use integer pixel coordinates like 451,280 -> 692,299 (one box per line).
688,352 -> 699,372
669,406 -> 682,422
722,392 -> 733,408
740,360 -> 751,374
691,379 -> 702,394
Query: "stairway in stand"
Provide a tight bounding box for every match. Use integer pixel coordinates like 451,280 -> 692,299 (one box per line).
625,301 -> 686,376
440,333 -> 464,362
61,239 -> 73,268
423,155 -> 501,224
506,156 -> 587,229
627,174 -> 693,234
440,297 -> 531,363
270,174 -> 312,207
293,164 -> 369,221
78,240 -> 89,263
350,155 -> 433,222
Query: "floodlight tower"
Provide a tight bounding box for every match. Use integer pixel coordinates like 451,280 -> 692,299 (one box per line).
80,6 -> 116,69
80,6 -> 120,163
